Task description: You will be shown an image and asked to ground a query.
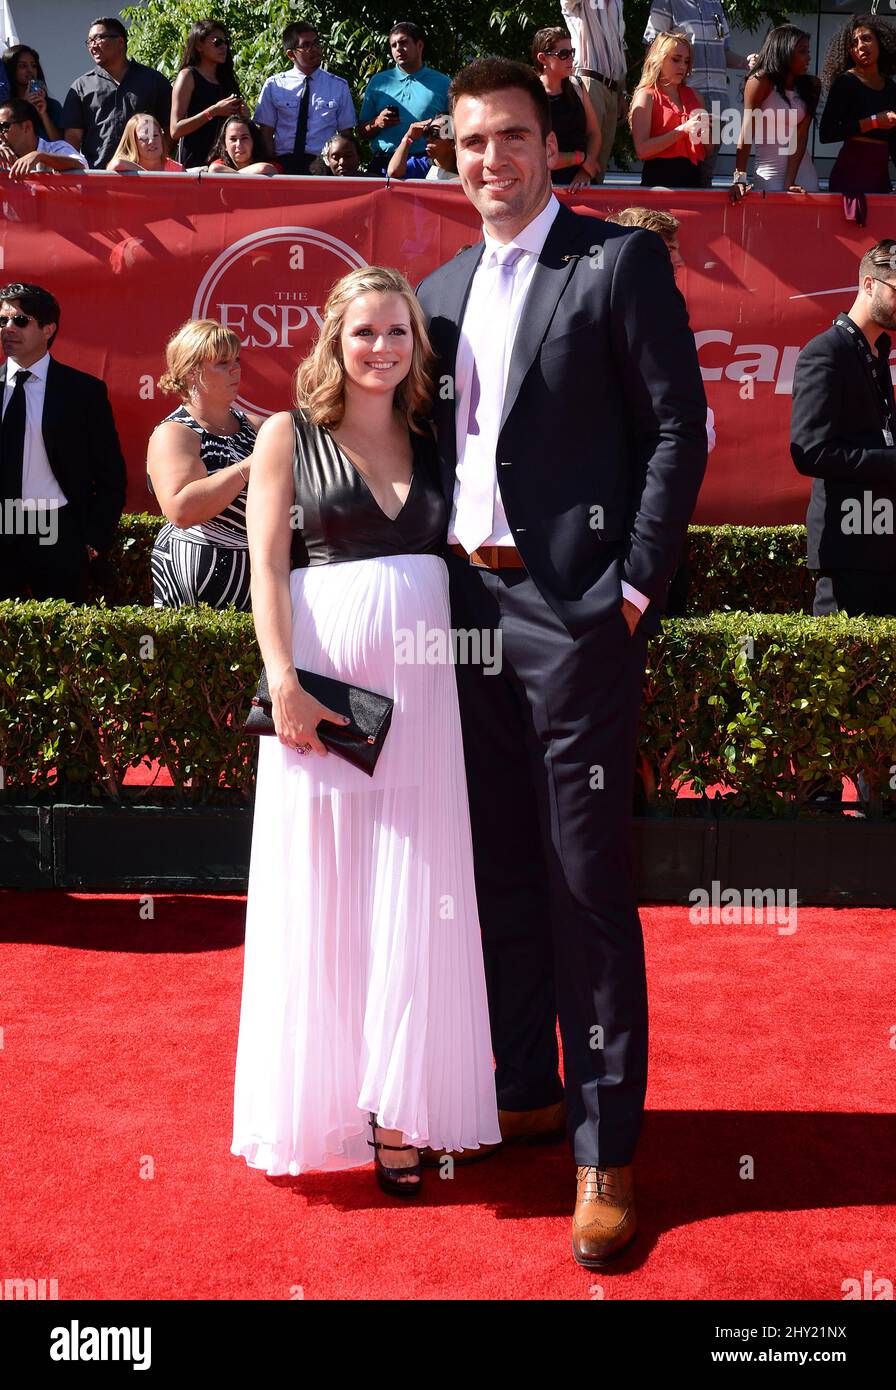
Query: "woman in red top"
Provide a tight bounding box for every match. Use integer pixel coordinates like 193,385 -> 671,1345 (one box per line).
630,32 -> 708,188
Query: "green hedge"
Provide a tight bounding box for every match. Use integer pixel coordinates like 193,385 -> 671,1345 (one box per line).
94,517 -> 814,613
2,603 -> 893,816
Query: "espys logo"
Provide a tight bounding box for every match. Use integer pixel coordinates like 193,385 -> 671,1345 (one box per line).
192,226 -> 366,416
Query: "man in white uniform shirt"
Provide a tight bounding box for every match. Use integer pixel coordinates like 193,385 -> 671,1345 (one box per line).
254,20 -> 356,175
0,283 -> 125,601
417,59 -> 707,1268
560,0 -> 627,181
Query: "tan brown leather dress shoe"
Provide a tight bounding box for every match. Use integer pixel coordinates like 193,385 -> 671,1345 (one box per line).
571,1164 -> 637,1268
417,1101 -> 566,1167
498,1100 -> 566,1143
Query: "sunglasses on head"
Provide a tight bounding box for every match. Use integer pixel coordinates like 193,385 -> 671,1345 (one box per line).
0,313 -> 34,328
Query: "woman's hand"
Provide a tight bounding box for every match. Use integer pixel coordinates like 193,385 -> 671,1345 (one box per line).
25,89 -> 47,116
270,676 -> 350,756
568,163 -> 593,189
680,109 -> 708,141
213,94 -> 243,119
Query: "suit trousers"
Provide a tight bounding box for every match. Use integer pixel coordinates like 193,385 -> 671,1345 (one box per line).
446,552 -> 650,1167
0,503 -> 87,602
813,570 -> 896,617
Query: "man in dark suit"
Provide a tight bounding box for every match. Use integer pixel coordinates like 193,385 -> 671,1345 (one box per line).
0,282 -> 126,602
416,58 -> 707,1267
791,239 -> 896,617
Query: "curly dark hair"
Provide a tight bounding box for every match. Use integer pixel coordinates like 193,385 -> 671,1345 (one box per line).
821,14 -> 896,92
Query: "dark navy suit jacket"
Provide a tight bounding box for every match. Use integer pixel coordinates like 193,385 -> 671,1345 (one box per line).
416,201 -> 708,637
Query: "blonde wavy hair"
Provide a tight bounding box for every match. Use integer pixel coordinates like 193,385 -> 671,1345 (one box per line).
157,319 -> 242,399
108,112 -> 171,168
294,265 -> 434,432
629,31 -> 694,125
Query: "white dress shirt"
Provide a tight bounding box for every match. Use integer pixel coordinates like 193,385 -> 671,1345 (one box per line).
451,194 -> 649,613
35,136 -> 88,171
1,353 -> 67,506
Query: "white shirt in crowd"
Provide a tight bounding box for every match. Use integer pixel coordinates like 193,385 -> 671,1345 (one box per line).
1,352 -> 67,506
560,0 -> 627,85
35,136 -> 88,171
452,193 -> 649,613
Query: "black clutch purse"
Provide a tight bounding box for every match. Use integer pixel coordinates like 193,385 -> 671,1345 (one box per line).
244,667 -> 394,777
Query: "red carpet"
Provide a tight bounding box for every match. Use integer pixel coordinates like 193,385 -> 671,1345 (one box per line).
1,893 -> 893,1301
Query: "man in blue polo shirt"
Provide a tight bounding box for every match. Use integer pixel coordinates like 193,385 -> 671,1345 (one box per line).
254,20 -> 356,175
357,21 -> 451,174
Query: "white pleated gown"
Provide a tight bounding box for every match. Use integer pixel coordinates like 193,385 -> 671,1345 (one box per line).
231,552 -> 501,1175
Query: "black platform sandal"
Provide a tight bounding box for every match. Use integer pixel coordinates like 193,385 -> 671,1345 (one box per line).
367,1112 -> 421,1197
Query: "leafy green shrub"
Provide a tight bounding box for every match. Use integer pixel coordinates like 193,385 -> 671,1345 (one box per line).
98,516 -> 815,613
3,603 -> 894,815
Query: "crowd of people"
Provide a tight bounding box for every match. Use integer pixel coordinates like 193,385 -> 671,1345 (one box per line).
0,10 -> 896,202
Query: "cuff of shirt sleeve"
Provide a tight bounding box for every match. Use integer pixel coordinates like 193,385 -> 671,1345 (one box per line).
621,581 -> 650,614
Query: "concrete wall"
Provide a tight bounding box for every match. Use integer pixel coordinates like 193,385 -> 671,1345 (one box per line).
2,1 -> 138,108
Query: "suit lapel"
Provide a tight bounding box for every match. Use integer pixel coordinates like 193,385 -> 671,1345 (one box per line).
499,204 -> 586,435
431,243 -> 484,487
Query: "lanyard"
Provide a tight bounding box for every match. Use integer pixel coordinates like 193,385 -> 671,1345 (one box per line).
833,313 -> 895,442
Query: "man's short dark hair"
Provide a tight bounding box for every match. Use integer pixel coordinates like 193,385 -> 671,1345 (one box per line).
860,239 -> 896,285
0,97 -> 38,136
389,21 -> 424,44
449,57 -> 551,140
282,20 -> 318,52
0,281 -> 60,347
89,17 -> 127,43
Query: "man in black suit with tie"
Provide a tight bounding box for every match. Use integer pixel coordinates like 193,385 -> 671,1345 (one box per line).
0,282 -> 126,602
416,59 -> 707,1267
791,240 -> 896,617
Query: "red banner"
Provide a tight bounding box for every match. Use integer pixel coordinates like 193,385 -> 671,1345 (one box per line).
0,173 -> 887,522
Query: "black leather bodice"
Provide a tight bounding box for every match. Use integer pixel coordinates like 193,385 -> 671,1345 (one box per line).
289,409 -> 447,569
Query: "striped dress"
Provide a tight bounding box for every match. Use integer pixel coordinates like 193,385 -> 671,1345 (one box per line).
150,405 -> 255,611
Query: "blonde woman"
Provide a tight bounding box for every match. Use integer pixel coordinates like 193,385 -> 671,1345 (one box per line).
147,320 -> 263,610
107,113 -> 184,172
231,265 -> 500,1194
630,32 -> 707,187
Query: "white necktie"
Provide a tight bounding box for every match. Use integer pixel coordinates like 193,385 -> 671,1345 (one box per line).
454,245 -> 525,553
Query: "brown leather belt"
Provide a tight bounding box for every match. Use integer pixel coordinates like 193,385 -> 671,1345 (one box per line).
449,542 -> 526,570
579,68 -> 621,93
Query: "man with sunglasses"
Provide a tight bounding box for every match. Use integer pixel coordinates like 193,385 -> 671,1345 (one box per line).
254,21 -> 356,176
791,239 -> 896,618
0,283 -> 126,603
0,99 -> 86,179
61,17 -> 172,170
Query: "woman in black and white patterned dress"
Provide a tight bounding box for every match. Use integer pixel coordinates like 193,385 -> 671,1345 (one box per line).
147,319 -> 264,610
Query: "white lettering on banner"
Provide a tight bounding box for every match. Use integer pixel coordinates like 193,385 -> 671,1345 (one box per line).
217,303 -> 325,349
192,226 -> 366,416
696,331 -> 857,397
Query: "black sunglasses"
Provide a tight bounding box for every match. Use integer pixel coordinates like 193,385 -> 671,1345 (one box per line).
548,47 -> 576,60
0,313 -> 34,328
0,118 -> 21,132
209,36 -> 228,48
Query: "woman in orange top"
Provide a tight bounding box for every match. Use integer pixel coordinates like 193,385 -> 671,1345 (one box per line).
630,32 -> 708,188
